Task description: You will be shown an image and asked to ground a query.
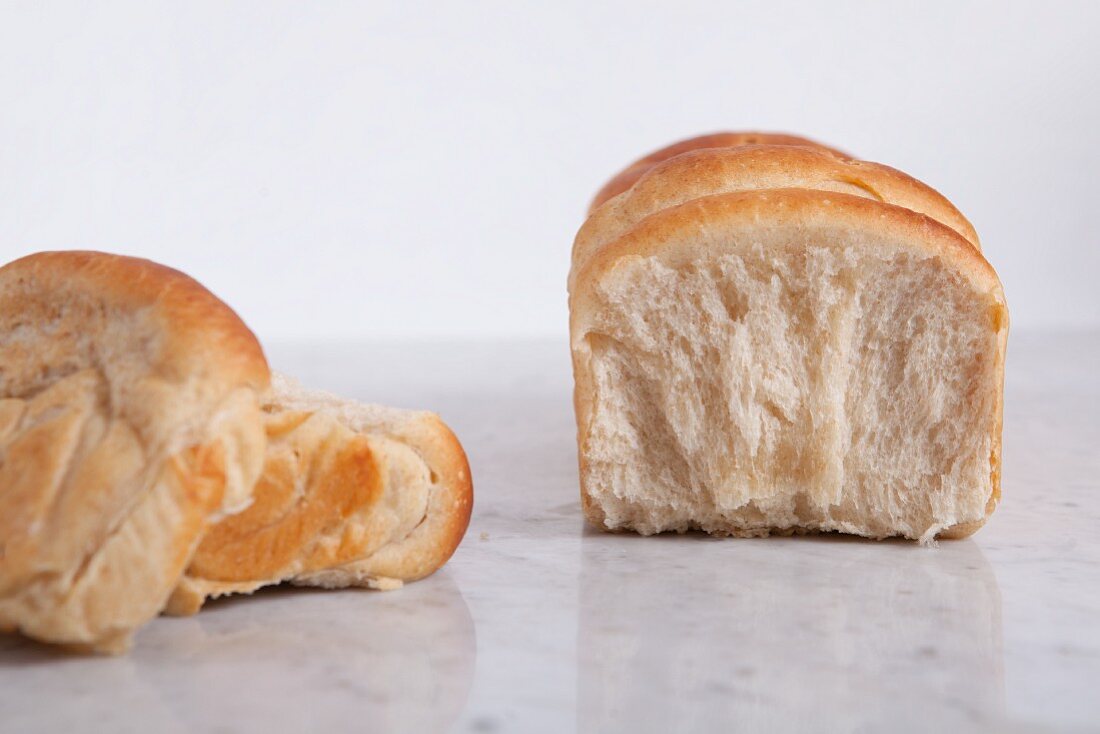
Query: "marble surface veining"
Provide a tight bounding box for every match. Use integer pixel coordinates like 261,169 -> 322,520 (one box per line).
1,332 -> 1098,733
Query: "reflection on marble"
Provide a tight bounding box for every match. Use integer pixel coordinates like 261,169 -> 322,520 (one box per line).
578,534 -> 1003,731
2,335 -> 1099,733
0,572 -> 475,733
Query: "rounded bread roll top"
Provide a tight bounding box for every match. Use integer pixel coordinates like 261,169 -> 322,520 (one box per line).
572,144 -> 980,292
0,251 -> 270,652
588,131 -> 849,212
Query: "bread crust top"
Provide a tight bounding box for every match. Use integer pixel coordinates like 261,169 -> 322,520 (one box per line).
572,145 -> 981,292
589,131 -> 848,212
0,250 -> 269,400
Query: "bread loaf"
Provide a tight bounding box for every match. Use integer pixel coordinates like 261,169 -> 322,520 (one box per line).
0,251 -> 473,651
570,135 -> 1007,542
0,251 -> 270,651
166,373 -> 473,614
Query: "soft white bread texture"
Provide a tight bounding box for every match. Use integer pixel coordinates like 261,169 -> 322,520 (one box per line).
589,131 -> 848,213
570,142 -> 1007,542
0,251 -> 270,652
166,373 -> 473,615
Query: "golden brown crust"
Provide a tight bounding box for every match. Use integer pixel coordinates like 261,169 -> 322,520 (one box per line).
416,414 -> 474,573
572,145 -> 981,292
589,131 -> 849,212
186,410 -> 385,583
0,251 -> 269,651
275,387 -> 474,583
356,412 -> 473,579
0,251 -> 269,397
167,377 -> 473,614
570,189 -> 1006,539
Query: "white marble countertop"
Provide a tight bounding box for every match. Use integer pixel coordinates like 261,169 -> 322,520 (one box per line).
2,333 -> 1098,733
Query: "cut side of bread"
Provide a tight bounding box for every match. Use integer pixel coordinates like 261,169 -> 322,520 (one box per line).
0,251 -> 269,652
570,190 -> 1007,542
166,373 -> 473,615
589,131 -> 848,212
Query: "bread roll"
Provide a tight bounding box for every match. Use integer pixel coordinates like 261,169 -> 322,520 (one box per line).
166,373 -> 473,615
570,143 -> 1007,543
0,251 -> 269,651
589,131 -> 848,212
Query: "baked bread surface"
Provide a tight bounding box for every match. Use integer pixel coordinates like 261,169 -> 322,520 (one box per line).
167,373 -> 473,614
571,178 -> 1007,542
0,251 -> 269,651
573,145 -> 981,294
589,131 -> 848,212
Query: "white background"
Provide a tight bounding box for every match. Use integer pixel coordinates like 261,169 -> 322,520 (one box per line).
1,1 -> 1097,342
